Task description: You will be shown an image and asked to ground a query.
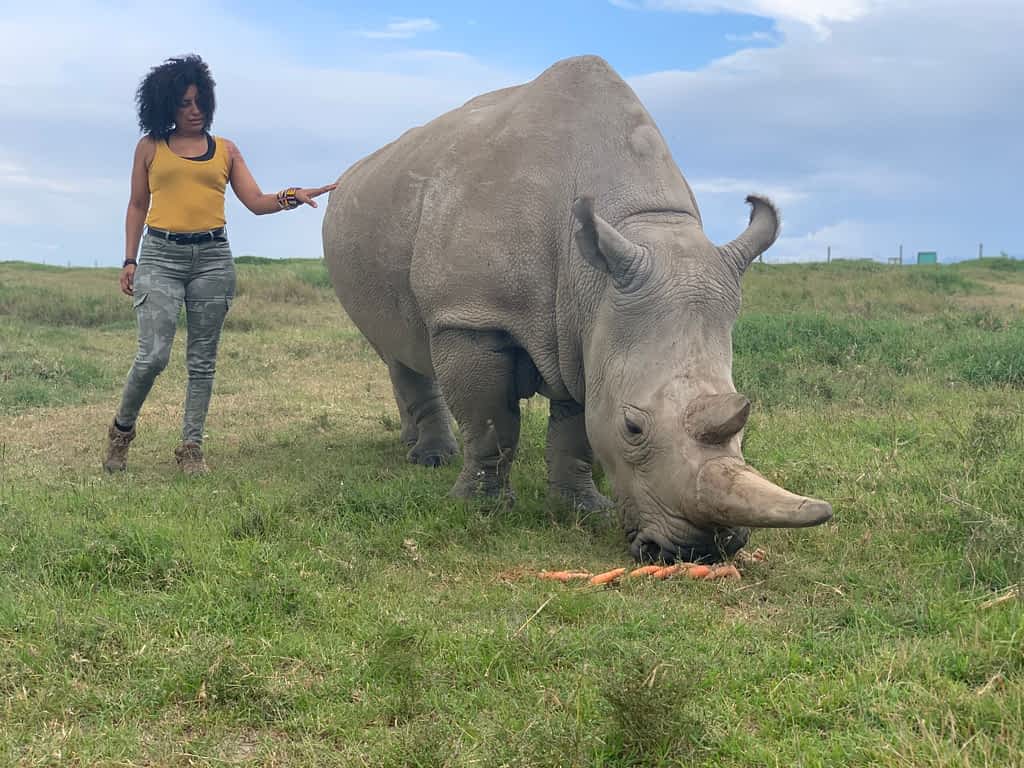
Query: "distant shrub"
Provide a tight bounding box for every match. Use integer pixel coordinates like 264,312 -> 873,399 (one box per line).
235,273 -> 323,304
291,262 -> 333,289
0,284 -> 133,328
904,268 -> 977,294
809,258 -> 887,274
233,255 -> 277,265
234,259 -> 333,301
742,260 -> 984,318
975,257 -> 1024,273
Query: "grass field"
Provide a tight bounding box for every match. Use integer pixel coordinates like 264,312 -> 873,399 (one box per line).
1,256 -> 1022,766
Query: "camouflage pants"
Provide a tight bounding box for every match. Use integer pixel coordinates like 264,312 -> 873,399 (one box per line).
115,231 -> 235,445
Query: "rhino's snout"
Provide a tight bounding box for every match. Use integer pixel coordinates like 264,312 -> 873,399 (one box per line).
628,525 -> 750,565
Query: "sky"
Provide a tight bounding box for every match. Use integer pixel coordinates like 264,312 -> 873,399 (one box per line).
0,0 -> 1021,266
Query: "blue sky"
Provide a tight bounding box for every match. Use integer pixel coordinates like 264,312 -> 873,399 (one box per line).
1,0 -> 1021,266
218,0 -> 777,73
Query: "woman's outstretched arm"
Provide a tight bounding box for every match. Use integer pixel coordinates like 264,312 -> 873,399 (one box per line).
225,139 -> 336,215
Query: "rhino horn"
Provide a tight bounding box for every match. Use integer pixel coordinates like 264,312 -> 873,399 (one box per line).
697,457 -> 833,528
716,195 -> 780,274
686,393 -> 751,444
573,196 -> 646,290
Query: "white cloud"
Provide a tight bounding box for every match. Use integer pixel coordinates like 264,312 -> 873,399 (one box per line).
626,0 -> 1023,261
771,219 -> 872,262
690,176 -> 806,206
0,0 -> 1019,268
724,30 -> 777,42
0,2 -> 519,265
359,18 -> 440,40
612,0 -> 879,30
381,49 -> 475,63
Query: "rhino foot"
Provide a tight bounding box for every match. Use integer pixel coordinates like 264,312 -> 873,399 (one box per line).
450,467 -> 516,505
407,437 -> 458,467
550,485 -> 614,514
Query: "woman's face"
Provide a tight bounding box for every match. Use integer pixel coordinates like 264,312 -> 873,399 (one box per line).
175,84 -> 205,133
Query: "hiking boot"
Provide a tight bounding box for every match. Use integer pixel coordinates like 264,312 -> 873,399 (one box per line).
174,441 -> 209,476
103,421 -> 136,473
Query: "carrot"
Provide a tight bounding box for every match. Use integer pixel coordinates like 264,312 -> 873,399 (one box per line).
626,565 -> 663,578
589,568 -> 627,585
650,564 -> 682,579
538,570 -> 591,583
704,564 -> 742,581
686,565 -> 713,579
737,547 -> 768,565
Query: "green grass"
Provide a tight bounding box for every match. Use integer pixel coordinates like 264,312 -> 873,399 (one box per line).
1,258 -> 1022,766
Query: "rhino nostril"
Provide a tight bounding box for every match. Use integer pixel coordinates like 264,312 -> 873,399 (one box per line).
641,542 -> 662,564
631,533 -> 678,564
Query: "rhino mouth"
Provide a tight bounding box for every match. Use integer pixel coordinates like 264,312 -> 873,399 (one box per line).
627,525 -> 749,565
622,491 -> 750,564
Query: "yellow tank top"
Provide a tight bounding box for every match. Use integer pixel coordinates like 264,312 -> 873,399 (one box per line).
145,135 -> 230,232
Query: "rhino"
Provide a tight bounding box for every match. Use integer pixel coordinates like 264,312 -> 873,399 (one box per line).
322,55 -> 832,563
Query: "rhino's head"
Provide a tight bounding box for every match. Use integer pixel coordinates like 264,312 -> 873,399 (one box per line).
574,195 -> 832,564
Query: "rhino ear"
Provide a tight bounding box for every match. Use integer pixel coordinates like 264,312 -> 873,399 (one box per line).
716,195 -> 780,274
573,196 -> 646,290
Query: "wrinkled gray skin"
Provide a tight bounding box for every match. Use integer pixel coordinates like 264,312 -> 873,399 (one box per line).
322,55 -> 832,563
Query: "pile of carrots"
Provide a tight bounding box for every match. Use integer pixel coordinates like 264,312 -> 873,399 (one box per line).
538,562 -> 741,585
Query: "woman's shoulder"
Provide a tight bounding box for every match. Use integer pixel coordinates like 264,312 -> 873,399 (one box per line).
216,136 -> 240,156
134,135 -> 159,163
215,137 -> 243,170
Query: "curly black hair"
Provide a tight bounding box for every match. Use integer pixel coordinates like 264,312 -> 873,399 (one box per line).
135,54 -> 216,138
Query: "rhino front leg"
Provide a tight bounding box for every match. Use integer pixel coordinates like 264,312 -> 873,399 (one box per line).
387,360 -> 459,466
430,329 -> 520,502
547,399 -> 613,513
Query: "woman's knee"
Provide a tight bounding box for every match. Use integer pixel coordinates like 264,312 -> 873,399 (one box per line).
134,348 -> 172,379
186,358 -> 217,379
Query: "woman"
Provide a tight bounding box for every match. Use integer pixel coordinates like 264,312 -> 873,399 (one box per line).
104,54 -> 336,475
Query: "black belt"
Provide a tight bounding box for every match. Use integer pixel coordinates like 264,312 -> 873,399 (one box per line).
147,226 -> 226,244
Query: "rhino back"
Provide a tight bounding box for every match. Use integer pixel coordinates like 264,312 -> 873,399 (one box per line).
323,55 -> 698,388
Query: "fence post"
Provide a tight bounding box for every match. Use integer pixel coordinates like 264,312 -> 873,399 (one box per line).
827,246 -> 831,264
899,244 -> 903,265
979,242 -> 983,260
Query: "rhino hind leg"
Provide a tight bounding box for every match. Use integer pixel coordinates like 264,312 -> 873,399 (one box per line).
387,361 -> 458,467
546,399 -> 613,513
430,329 -> 521,502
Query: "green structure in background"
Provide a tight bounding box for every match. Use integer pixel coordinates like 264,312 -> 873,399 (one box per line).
917,251 -> 938,265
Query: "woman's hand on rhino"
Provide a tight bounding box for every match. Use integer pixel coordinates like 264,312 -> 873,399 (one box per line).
294,183 -> 338,209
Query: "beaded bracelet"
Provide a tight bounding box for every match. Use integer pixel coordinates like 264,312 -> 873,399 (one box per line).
276,187 -> 300,210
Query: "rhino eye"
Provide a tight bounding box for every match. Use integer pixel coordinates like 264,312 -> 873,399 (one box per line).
622,407 -> 648,442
